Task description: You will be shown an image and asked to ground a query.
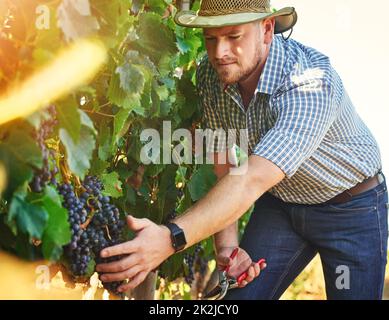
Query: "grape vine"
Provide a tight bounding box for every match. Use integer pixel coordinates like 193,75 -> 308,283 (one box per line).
0,0 -> 232,299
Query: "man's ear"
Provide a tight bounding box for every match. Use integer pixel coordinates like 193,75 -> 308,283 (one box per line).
262,18 -> 275,44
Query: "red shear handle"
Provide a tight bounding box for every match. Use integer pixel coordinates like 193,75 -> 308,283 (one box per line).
237,258 -> 266,284
224,248 -> 239,273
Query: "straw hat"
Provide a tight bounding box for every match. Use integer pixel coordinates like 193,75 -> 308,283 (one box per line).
174,0 -> 297,34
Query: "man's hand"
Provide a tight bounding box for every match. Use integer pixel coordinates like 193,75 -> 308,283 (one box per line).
216,247 -> 266,288
96,215 -> 175,292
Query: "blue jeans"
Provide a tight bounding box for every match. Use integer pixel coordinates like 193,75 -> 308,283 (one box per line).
224,178 -> 388,300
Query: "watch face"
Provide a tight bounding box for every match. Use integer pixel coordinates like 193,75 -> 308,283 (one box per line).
167,223 -> 187,252
175,230 -> 187,250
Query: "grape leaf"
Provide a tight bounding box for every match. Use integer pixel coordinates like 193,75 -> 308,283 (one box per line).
107,71 -> 142,110
40,186 -> 71,261
98,123 -> 113,162
59,126 -> 96,179
188,165 -> 217,201
8,191 -> 49,240
113,108 -> 131,144
57,96 -> 81,143
154,83 -> 169,101
156,165 -> 178,224
116,63 -> 145,94
79,109 -> 96,135
57,0 -> 100,42
101,172 -> 123,198
0,129 -> 42,200
89,158 -> 109,176
135,12 -> 177,62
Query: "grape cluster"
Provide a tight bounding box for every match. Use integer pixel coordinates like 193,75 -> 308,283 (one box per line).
59,176 -> 126,296
184,243 -> 202,285
30,105 -> 59,192
58,183 -> 90,276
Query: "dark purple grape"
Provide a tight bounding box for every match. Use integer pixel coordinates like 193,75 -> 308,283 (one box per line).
58,176 -> 126,297
30,105 -> 59,192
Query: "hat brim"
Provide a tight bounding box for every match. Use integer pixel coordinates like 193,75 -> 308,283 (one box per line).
174,7 -> 297,34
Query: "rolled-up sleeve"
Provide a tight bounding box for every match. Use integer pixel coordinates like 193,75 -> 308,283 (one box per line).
253,79 -> 338,178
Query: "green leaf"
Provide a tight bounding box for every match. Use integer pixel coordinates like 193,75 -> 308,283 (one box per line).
8,191 -> 49,240
156,165 -> 178,224
107,71 -> 142,110
98,123 -> 113,162
79,109 -> 96,135
59,126 -> 96,179
57,0 -> 100,42
113,108 -> 130,144
0,129 -> 42,199
154,83 -> 169,101
89,158 -> 110,176
188,165 -> 217,201
57,96 -> 81,143
0,215 -> 17,250
101,172 -> 123,198
41,186 -> 71,261
135,12 -> 177,63
116,63 -> 145,94
126,186 -> 136,206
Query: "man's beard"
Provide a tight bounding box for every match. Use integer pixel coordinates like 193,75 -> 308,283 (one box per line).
214,49 -> 262,85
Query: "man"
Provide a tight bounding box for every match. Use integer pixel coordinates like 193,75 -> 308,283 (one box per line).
96,0 -> 388,299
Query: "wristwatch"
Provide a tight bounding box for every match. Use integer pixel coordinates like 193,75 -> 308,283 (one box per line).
165,222 -> 187,252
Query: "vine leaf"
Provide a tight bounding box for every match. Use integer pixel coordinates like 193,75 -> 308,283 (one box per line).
8,191 -> 49,240
0,129 -> 42,200
107,70 -> 142,111
157,165 -> 178,224
59,126 -> 96,179
41,186 -> 71,260
116,63 -> 145,95
57,0 -> 100,42
101,171 -> 123,198
188,165 -> 217,202
57,96 -> 81,143
113,108 -> 131,144
135,12 -> 177,63
98,122 -> 113,162
79,109 -> 96,135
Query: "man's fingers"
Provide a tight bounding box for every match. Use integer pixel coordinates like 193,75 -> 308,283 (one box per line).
100,240 -> 139,258
238,261 -> 263,287
117,271 -> 148,292
253,261 -> 261,277
216,256 -> 230,268
239,280 -> 248,288
96,254 -> 138,273
100,265 -> 142,283
245,265 -> 256,283
127,216 -> 150,232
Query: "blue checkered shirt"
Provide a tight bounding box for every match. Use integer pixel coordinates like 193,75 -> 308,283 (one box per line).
196,34 -> 382,204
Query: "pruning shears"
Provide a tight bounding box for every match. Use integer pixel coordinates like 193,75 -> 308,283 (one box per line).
203,248 -> 266,300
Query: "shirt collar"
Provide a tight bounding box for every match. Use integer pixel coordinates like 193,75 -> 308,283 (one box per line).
257,35 -> 286,95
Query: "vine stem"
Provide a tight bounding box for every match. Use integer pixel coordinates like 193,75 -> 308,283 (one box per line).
82,109 -> 114,118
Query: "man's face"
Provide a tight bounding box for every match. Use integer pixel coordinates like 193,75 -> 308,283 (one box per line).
203,21 -> 268,85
